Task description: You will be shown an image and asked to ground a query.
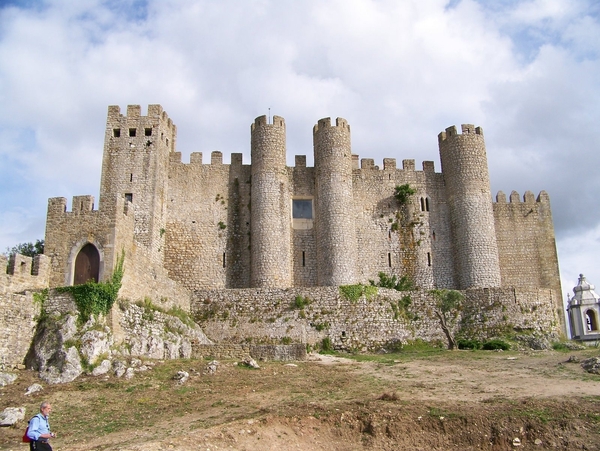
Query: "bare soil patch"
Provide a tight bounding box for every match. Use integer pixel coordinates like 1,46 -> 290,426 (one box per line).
1,349 -> 599,450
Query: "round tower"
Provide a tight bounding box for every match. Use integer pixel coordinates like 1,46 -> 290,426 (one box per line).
313,117 -> 357,286
438,124 -> 501,289
250,115 -> 292,288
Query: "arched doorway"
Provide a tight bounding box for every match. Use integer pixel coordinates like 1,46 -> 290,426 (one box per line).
74,243 -> 100,285
585,310 -> 598,332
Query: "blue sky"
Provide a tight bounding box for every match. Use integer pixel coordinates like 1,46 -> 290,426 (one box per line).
1,0 -> 599,303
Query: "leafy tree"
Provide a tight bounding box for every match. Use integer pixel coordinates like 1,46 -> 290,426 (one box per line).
430,289 -> 464,350
370,272 -> 414,291
394,184 -> 416,205
5,239 -> 44,257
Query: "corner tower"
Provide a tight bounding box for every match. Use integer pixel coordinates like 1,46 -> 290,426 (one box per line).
100,105 -> 175,257
313,117 -> 357,286
250,115 -> 292,288
438,124 -> 501,289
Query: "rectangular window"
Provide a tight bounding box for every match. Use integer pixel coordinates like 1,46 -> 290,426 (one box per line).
145,128 -> 152,136
113,128 -> 121,138
125,193 -> 133,203
292,199 -> 313,219
129,128 -> 136,137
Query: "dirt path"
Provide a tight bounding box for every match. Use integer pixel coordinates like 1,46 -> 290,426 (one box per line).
2,349 -> 599,451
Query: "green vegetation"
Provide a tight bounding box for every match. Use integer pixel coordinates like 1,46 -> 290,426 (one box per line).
394,184 -> 416,205
292,295 -> 312,309
370,272 -> 414,291
4,238 -> 44,257
57,251 -> 125,323
339,284 -> 378,303
481,338 -> 510,351
430,289 -> 464,350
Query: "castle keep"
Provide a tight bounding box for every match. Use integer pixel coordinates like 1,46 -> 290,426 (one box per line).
4,103 -> 563,357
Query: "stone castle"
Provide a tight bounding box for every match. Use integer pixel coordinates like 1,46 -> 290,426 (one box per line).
1,104 -> 566,364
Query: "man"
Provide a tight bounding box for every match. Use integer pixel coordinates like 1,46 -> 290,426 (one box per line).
26,402 -> 56,451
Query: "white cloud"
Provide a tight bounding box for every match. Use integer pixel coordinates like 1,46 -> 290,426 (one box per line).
0,0 -> 599,310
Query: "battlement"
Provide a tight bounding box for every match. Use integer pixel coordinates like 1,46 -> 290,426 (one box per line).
250,115 -> 285,132
313,117 -> 350,134
495,190 -> 551,204
1,252 -> 50,291
438,124 -> 483,143
107,104 -> 175,132
47,196 -> 98,214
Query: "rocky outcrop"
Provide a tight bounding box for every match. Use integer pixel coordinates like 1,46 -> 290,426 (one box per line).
24,302 -> 212,384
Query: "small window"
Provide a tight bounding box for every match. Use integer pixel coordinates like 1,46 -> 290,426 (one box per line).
425,197 -> 430,212
302,251 -> 306,267
388,253 -> 392,267
113,128 -> 121,138
145,128 -> 152,136
427,252 -> 432,266
129,128 -> 136,137
130,173 -> 133,182
125,193 -> 133,203
292,199 -> 313,219
420,197 -> 425,211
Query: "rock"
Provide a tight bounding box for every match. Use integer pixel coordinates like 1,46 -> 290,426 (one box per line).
534,438 -> 543,445
173,370 -> 189,384
515,334 -> 550,350
562,342 -> 587,351
125,367 -> 135,380
113,360 -> 127,378
25,383 -> 43,396
80,329 -> 112,365
25,314 -> 83,384
581,357 -> 600,374
284,363 -> 298,367
130,358 -> 143,368
242,358 -> 260,369
513,437 -> 521,446
91,360 -> 112,376
205,360 -> 219,374
39,346 -> 83,384
0,407 -> 25,426
0,372 -> 18,387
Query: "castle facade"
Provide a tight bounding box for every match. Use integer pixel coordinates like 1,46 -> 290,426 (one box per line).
42,105 -> 561,300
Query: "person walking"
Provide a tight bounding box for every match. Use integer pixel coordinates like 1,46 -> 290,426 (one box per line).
26,401 -> 56,450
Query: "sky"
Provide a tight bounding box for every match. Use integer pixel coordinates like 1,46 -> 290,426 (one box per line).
1,0 -> 599,307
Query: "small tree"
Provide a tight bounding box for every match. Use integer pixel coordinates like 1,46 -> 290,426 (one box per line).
394,184 -> 416,205
5,239 -> 44,257
430,289 -> 464,350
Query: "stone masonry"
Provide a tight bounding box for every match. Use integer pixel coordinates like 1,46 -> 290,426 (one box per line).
1,103 -> 566,366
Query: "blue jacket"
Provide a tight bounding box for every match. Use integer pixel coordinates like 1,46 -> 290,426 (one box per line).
27,413 -> 51,441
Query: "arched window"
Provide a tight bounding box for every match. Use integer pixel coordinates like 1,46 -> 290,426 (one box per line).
74,243 -> 100,285
585,309 -> 598,332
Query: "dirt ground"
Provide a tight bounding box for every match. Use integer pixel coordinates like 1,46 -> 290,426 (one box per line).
1,348 -> 600,450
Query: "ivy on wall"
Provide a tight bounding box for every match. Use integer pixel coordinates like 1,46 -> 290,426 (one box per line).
57,250 -> 125,322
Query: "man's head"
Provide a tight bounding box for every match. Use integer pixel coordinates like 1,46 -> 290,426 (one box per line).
40,402 -> 52,417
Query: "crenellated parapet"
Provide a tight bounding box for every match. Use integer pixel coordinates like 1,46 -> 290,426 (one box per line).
1,253 -> 50,293
495,190 -> 551,205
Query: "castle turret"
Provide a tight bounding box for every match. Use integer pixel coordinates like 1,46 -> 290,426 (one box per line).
250,115 -> 292,287
100,105 -> 175,258
313,117 -> 357,286
438,124 -> 501,289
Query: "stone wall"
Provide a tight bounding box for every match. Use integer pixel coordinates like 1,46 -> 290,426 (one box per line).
191,287 -> 561,351
192,343 -> 306,361
0,253 -> 49,366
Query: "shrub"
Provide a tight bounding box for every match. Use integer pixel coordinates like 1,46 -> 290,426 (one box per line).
321,336 -> 333,353
482,339 -> 510,351
457,338 -> 482,350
